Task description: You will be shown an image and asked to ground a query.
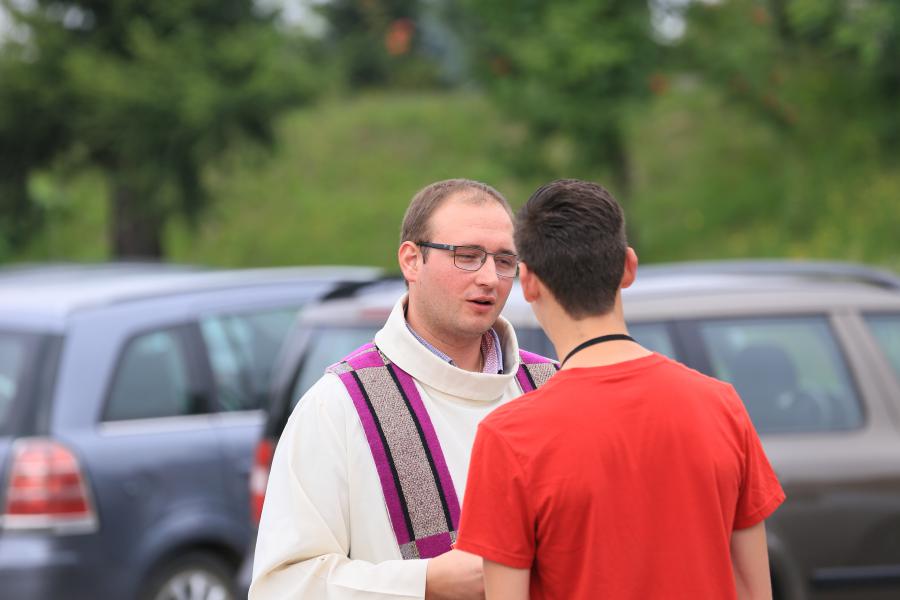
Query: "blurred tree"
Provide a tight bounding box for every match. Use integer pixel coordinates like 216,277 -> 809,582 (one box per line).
682,0 -> 900,149
633,0 -> 900,265
317,0 -> 445,88
453,1 -> 661,200
0,0 -> 316,258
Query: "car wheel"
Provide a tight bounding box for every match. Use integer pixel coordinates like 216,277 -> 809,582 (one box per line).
143,552 -> 237,600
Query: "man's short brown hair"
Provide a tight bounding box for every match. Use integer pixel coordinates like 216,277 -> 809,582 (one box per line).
516,179 -> 627,318
400,179 -> 512,246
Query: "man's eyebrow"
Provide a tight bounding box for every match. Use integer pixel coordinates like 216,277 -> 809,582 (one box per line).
456,244 -> 518,255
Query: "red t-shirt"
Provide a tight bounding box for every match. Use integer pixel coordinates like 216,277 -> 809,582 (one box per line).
455,353 -> 785,600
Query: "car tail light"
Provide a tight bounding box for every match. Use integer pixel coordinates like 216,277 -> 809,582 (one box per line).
250,437 -> 275,526
2,438 -> 98,533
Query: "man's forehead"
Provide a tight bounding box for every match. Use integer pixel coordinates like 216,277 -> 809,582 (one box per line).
427,199 -> 515,249
433,192 -> 512,220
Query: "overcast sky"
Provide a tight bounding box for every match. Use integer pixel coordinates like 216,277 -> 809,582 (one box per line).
1,1 -> 690,46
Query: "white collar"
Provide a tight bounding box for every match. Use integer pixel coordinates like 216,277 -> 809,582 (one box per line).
374,295 -> 519,402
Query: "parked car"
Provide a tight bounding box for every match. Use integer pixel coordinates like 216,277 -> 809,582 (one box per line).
245,260 -> 900,600
0,263 -> 381,600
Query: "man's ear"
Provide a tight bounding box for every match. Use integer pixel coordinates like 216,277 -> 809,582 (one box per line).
398,241 -> 421,283
621,247 -> 638,289
519,262 -> 541,302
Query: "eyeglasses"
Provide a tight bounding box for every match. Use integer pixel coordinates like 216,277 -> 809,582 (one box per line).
417,242 -> 519,278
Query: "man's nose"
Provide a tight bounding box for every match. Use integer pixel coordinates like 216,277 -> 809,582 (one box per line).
474,256 -> 500,285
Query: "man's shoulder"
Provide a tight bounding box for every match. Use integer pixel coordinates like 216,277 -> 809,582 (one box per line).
480,384 -> 550,437
653,355 -> 740,396
641,355 -> 749,424
290,371 -> 357,425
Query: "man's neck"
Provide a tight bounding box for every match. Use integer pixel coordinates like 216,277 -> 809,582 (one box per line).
406,309 -> 485,373
546,308 -> 650,370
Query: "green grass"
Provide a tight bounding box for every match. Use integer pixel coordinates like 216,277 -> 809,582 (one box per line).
165,91 -> 547,269
627,81 -> 900,270
9,88 -> 900,272
16,169 -> 109,263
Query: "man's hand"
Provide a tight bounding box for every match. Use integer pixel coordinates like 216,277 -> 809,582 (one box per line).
425,549 -> 484,600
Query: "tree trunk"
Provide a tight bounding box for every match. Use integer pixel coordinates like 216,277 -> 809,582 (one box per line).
0,176 -> 41,251
607,132 -> 639,250
110,182 -> 163,259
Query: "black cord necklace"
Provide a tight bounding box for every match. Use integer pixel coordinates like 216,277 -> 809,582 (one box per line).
560,334 -> 636,367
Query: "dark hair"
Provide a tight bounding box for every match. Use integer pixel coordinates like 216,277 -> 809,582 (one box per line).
400,179 -> 512,246
515,179 -> 627,318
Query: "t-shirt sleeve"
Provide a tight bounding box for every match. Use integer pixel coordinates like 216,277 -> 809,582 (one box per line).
732,388 -> 786,529
454,421 -> 535,569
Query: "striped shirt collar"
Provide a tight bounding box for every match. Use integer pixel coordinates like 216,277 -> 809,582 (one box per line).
405,321 -> 504,374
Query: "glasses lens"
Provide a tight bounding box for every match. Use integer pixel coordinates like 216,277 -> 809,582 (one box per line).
453,248 -> 486,271
494,255 -> 518,278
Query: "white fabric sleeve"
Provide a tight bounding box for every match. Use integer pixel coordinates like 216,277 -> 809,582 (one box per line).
249,375 -> 429,599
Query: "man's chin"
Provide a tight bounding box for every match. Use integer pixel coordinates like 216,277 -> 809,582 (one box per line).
461,312 -> 500,336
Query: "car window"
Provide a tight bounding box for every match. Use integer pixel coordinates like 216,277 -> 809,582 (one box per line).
105,329 -> 197,421
201,308 -> 300,411
516,327 -> 556,359
866,314 -> 900,380
698,317 -> 863,434
630,322 -> 676,359
290,326 -> 379,409
0,331 -> 36,429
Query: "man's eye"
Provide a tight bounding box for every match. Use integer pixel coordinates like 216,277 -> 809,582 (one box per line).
496,256 -> 516,269
456,252 -> 481,262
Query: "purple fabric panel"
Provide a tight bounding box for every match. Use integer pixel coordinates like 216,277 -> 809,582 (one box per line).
327,343 -> 375,371
344,342 -> 375,360
518,348 -> 556,365
346,348 -> 388,371
515,365 -> 535,394
391,366 -> 461,529
415,532 -> 453,559
336,370 -> 412,545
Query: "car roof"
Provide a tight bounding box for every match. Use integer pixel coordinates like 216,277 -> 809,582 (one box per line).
299,260 -> 900,328
0,263 -> 383,329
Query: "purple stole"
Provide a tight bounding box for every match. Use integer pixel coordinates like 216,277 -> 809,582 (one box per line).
327,343 -> 558,559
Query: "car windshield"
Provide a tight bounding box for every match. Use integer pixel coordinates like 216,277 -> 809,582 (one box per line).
0,330 -> 45,433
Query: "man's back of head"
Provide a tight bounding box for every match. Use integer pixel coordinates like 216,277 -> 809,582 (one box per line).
515,179 -> 628,319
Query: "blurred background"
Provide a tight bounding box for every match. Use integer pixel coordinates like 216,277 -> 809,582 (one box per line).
1,0 -> 897,269
2,2 -> 900,600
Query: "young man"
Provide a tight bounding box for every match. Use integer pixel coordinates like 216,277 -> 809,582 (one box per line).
250,179 -> 556,600
455,179 -> 785,600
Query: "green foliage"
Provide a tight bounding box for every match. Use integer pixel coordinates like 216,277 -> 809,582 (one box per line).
316,0 -> 443,89
13,91 -> 897,272
682,0 -> 900,149
0,0 -> 317,257
455,0 -> 661,196
14,169 -> 108,262
628,79 -> 899,269
165,92 -> 547,268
